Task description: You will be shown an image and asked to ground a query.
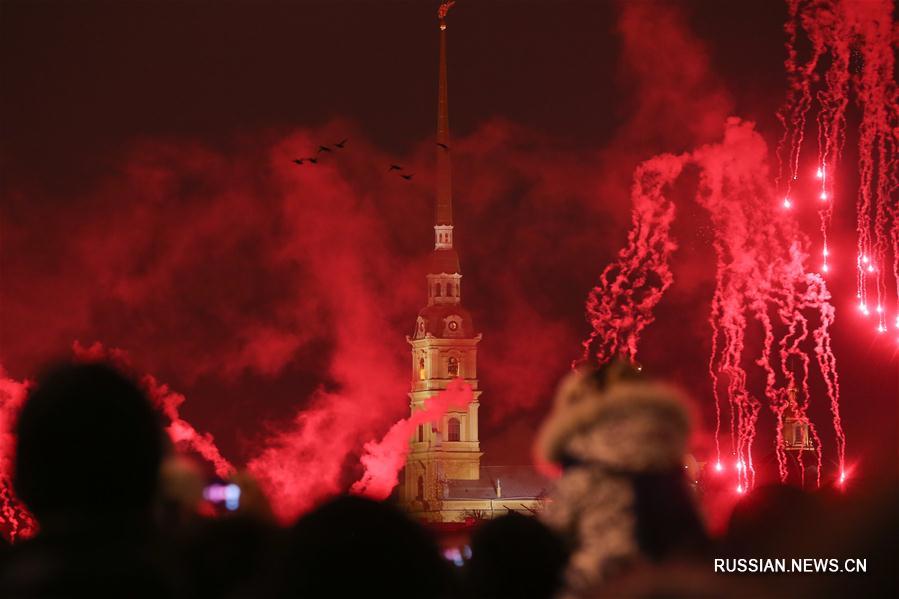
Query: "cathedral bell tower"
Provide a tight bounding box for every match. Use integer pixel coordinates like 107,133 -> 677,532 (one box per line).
401,1 -> 483,515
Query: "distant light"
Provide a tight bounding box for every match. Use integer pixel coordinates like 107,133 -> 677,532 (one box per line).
714,461 -> 723,472
736,461 -> 745,472
783,198 -> 793,209
823,247 -> 829,257
839,471 -> 846,485
224,484 -> 241,511
736,485 -> 745,494
877,325 -> 886,333
867,265 -> 875,273
815,168 -> 824,179
876,305 -> 883,313
822,264 -> 829,273
819,191 -> 828,201
862,255 -> 869,264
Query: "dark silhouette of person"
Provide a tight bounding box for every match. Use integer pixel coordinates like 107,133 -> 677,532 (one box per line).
537,362 -> 710,594
465,512 -> 569,599
179,515 -> 283,599
256,495 -> 453,598
0,361 -> 176,598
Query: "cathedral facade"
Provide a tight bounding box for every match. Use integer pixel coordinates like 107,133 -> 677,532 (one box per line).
399,5 -> 544,524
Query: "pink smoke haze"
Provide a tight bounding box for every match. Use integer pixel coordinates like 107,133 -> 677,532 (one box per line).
71,341 -> 235,477
0,369 -> 35,541
351,378 -> 473,500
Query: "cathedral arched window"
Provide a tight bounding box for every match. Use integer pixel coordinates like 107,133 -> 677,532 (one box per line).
418,356 -> 426,380
447,417 -> 461,442
435,284 -> 442,297
416,476 -> 424,500
448,356 -> 459,377
418,424 -> 424,443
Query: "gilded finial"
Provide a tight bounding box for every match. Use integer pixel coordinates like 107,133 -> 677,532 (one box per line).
438,0 -> 455,28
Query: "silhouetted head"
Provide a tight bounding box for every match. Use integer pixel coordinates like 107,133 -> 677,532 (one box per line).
466,512 -> 568,599
13,361 -> 165,522
273,495 -> 450,598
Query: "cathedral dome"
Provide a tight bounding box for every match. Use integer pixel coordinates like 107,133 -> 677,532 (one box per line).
413,303 -> 475,339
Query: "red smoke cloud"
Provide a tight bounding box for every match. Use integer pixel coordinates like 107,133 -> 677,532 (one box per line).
71,341 -> 235,477
351,378 -> 473,500
1,118 -> 617,522
0,343 -> 236,538
4,0 -> 874,527
0,368 -> 35,541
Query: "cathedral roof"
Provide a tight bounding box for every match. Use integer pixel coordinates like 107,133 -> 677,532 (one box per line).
445,465 -> 550,500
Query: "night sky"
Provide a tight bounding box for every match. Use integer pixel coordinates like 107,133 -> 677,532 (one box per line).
1,0 -> 896,502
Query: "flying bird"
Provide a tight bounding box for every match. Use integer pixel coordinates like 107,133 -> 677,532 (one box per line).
400,174 -> 414,181
388,164 -> 403,171
292,158 -> 304,165
334,138 -> 348,149
436,142 -> 449,151
305,157 -> 318,164
317,145 -> 332,153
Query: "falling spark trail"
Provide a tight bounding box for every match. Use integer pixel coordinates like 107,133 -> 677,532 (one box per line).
582,119 -> 845,491
779,0 -> 898,338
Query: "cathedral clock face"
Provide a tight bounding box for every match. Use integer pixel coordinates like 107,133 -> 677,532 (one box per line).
448,321 -> 458,331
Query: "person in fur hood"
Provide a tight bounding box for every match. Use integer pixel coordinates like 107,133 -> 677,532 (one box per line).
536,361 -> 709,597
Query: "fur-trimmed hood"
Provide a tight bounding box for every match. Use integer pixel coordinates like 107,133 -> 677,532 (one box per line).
536,372 -> 692,473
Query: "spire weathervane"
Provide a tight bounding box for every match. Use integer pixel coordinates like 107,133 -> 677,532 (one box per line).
438,1 -> 455,28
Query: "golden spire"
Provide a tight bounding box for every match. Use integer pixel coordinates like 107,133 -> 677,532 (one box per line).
435,0 -> 454,228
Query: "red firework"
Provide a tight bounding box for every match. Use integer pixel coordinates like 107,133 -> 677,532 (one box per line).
582,119 -> 846,492
778,0 -> 899,338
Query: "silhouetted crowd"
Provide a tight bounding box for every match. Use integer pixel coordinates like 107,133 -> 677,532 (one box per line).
0,361 -> 895,598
